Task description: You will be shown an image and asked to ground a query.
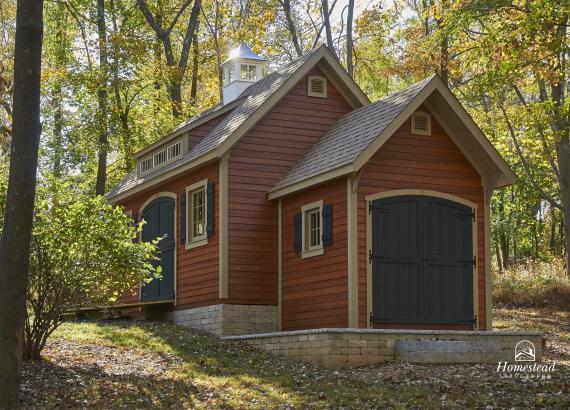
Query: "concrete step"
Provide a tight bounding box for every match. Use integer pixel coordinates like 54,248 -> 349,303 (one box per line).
395,340 -> 504,363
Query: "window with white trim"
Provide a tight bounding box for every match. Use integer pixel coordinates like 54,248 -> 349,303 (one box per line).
226,64 -> 236,83
301,200 -> 324,258
186,180 -> 208,246
306,208 -> 321,250
139,157 -> 152,174
153,149 -> 167,167
167,140 -> 181,159
411,111 -> 431,136
138,139 -> 183,175
307,76 -> 327,98
240,64 -> 257,81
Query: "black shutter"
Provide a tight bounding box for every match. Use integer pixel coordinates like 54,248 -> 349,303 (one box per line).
322,203 -> 333,247
206,182 -> 215,237
180,192 -> 186,244
294,212 -> 302,253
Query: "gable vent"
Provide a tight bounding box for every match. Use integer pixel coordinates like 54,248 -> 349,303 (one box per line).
308,76 -> 327,98
411,111 -> 431,136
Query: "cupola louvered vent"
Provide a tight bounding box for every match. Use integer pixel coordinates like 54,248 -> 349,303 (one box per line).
411,111 -> 431,136
308,76 -> 327,98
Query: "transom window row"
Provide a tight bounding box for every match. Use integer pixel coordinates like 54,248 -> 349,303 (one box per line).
139,140 -> 182,174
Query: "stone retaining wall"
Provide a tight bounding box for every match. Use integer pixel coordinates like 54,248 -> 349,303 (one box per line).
225,328 -> 544,368
162,304 -> 278,336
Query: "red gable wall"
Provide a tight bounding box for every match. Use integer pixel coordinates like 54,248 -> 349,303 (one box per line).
226,67 -> 354,305
357,107 -> 486,330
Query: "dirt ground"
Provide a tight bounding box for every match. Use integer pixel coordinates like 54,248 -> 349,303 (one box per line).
21,307 -> 569,409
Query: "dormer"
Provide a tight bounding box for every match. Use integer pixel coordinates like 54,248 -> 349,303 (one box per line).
222,43 -> 265,104
138,137 -> 186,176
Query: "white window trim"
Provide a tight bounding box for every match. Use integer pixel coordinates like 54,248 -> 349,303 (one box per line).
239,63 -> 258,82
301,200 -> 324,259
411,111 -> 432,136
185,179 -> 209,250
307,75 -> 327,98
138,138 -> 184,176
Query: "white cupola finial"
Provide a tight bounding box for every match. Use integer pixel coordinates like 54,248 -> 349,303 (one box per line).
222,43 -> 266,104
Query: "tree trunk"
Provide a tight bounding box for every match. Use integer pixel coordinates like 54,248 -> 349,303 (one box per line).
346,0 -> 354,77
321,0 -> 336,58
95,0 -> 109,196
282,0 -> 302,57
0,0 -> 44,406
137,0 -> 201,118
52,2 -> 67,178
169,82 -> 183,117
190,29 -> 199,102
557,137 -> 570,277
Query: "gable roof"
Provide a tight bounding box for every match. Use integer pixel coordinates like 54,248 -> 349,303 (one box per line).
107,45 -> 369,202
268,75 -> 516,199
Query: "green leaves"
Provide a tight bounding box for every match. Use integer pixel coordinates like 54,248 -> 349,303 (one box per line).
23,177 -> 161,358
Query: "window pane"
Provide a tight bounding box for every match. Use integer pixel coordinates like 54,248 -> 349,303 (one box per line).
227,65 -> 235,82
305,208 -> 321,249
240,64 -> 257,81
191,187 -> 206,239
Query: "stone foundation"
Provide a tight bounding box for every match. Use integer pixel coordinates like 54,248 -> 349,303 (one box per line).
163,304 -> 278,336
225,328 -> 544,368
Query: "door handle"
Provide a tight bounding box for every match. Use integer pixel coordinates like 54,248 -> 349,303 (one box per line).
424,256 -> 431,265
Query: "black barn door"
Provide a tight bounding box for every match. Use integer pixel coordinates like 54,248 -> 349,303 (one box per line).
141,196 -> 175,302
371,195 -> 474,325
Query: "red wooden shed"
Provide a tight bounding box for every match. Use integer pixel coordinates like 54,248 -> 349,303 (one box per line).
107,44 -> 515,335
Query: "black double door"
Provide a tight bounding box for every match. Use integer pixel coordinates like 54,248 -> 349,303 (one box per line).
371,195 -> 474,325
141,196 -> 175,302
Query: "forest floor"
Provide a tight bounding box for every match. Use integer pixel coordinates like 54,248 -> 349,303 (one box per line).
21,307 -> 569,409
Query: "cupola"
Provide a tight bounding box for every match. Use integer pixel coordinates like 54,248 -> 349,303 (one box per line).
222,43 -> 265,104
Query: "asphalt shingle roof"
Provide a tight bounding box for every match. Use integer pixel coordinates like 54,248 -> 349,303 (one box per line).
270,75 -> 435,192
106,48 -> 321,200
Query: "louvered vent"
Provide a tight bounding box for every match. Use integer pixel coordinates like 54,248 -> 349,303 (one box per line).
411,111 -> 431,135
308,76 -> 327,98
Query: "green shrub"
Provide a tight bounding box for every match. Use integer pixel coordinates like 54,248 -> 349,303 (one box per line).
493,259 -> 570,310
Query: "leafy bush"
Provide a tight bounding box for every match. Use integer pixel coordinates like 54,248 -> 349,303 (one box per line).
23,180 -> 160,359
493,259 -> 570,310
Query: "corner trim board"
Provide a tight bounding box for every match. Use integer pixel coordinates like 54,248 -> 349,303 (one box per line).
278,199 -> 283,331
347,176 -> 359,327
219,153 -> 229,299
484,182 -> 493,330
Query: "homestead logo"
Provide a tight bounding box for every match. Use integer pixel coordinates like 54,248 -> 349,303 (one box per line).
515,340 -> 535,361
497,340 -> 556,380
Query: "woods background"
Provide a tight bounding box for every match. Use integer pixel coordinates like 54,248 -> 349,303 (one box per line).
0,0 -> 568,276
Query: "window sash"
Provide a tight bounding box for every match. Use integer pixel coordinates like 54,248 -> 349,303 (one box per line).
227,65 -> 236,83
240,64 -> 257,81
189,186 -> 206,241
305,208 -> 321,250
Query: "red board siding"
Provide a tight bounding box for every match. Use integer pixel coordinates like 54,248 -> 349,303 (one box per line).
357,108 -> 487,330
120,160 -> 220,309
227,68 -> 353,305
281,179 -> 348,330
117,110 -> 229,310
